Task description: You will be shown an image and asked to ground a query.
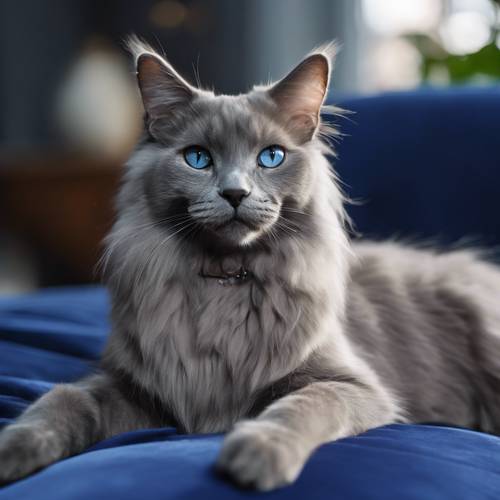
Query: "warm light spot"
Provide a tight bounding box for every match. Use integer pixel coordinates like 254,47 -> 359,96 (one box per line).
450,0 -> 497,24
150,0 -> 187,29
362,0 -> 441,34
366,38 -> 422,91
440,11 -> 492,55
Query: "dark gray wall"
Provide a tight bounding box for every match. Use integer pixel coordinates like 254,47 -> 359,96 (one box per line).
0,0 -> 360,149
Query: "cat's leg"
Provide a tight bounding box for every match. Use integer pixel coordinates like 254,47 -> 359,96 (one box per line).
0,374 -> 156,484
217,377 -> 400,491
478,324 -> 500,434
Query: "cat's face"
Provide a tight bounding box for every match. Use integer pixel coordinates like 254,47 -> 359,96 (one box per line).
133,42 -> 332,248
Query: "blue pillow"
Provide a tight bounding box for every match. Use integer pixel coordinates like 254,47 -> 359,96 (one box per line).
332,87 -> 500,251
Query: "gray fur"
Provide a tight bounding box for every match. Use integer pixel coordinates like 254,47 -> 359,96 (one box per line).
1,40 -> 500,490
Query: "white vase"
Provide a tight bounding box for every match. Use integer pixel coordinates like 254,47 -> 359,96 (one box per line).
56,43 -> 142,160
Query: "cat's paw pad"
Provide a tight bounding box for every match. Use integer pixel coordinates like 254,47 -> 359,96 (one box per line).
216,421 -> 304,491
0,425 -> 61,484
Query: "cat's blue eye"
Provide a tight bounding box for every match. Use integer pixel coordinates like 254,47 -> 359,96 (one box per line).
258,145 -> 285,168
184,146 -> 212,169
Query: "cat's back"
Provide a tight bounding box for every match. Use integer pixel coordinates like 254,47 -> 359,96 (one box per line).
345,241 -> 500,426
349,241 -> 500,304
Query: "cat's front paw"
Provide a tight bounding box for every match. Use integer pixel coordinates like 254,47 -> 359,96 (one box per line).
216,421 -> 305,491
0,425 -> 62,484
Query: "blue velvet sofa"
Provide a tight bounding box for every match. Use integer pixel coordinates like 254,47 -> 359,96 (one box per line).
1,87 -> 500,499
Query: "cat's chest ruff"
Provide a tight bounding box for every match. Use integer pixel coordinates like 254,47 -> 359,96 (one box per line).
189,275 -> 310,381
163,277 -> 307,432
131,251 -> 332,433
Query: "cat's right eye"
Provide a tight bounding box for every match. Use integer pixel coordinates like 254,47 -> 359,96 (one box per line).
183,146 -> 212,169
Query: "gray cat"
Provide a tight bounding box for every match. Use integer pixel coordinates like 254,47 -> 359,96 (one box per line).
1,38 -> 500,491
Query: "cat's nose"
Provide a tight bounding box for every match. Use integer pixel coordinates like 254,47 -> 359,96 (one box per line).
219,188 -> 250,208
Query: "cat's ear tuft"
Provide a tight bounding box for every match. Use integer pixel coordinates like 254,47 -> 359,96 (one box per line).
126,36 -> 196,121
268,43 -> 336,143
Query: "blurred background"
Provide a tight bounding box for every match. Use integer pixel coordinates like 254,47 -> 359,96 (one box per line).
1,0 -> 499,294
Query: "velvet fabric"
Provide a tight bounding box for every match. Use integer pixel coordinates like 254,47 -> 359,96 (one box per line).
333,87 -> 500,251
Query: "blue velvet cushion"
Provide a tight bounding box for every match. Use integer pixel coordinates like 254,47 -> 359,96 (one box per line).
332,87 -> 500,249
2,88 -> 500,498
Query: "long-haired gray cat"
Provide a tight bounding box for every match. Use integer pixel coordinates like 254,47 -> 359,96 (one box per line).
1,39 -> 500,491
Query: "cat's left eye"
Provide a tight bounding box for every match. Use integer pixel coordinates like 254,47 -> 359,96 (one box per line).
258,145 -> 286,168
183,146 -> 212,169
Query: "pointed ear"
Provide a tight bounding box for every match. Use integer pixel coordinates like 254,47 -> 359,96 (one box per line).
268,47 -> 335,143
135,52 -> 196,122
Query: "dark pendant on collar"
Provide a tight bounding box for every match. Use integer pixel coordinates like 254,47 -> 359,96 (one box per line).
199,266 -> 252,286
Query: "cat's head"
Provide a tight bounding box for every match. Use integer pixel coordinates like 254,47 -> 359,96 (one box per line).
128,38 -> 337,249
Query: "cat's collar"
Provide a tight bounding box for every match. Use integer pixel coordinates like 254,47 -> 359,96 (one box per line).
199,266 -> 252,286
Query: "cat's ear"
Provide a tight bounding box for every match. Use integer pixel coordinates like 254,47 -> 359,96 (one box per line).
128,37 -> 196,121
268,44 -> 336,143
